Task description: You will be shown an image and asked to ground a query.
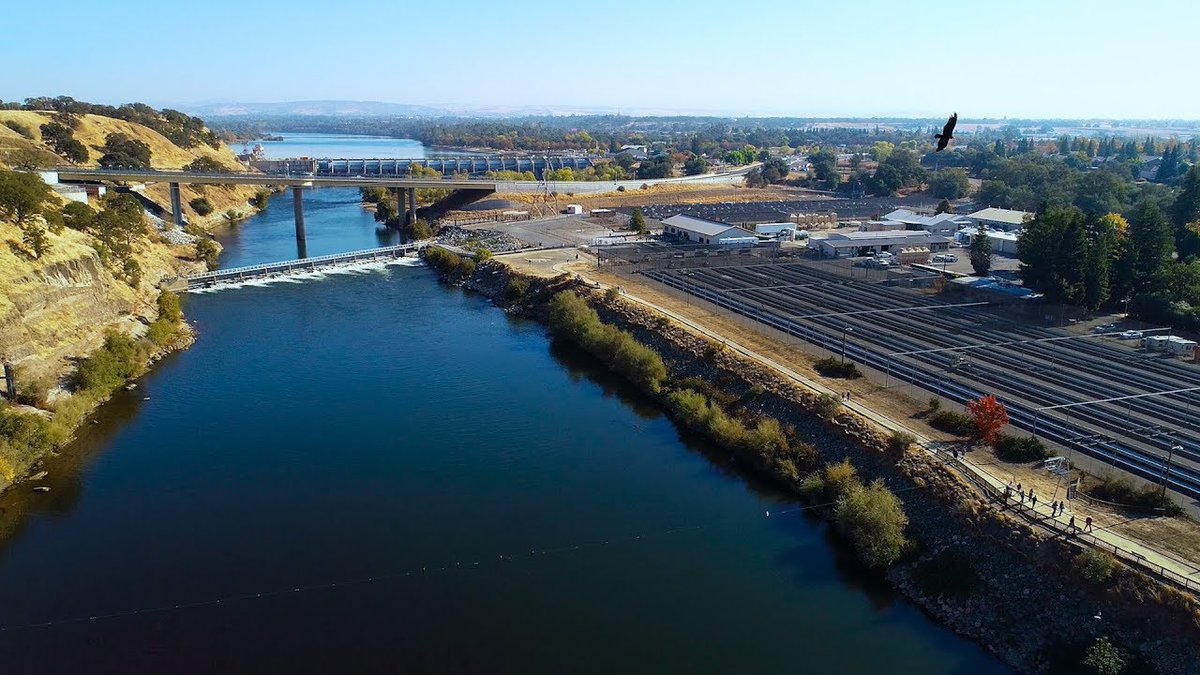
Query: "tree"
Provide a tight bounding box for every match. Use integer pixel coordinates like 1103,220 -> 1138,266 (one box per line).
870,141 -> 894,161
969,223 -> 992,276
183,156 -> 231,173
630,208 -> 648,234
1019,206 -> 1089,303
21,221 -> 50,258
189,197 -> 213,216
1081,637 -> 1127,675
62,201 -> 96,231
97,133 -> 152,169
929,168 -> 969,199
194,237 -> 219,268
682,155 -> 708,176
1107,213 -> 1136,307
39,121 -> 88,163
808,148 -> 837,185
935,199 -> 953,214
834,480 -> 909,568
1127,199 -> 1174,295
967,395 -> 1009,445
636,154 -> 673,179
1173,165 -> 1200,259
0,168 -> 53,226
1081,216 -> 1115,310
759,156 -> 790,184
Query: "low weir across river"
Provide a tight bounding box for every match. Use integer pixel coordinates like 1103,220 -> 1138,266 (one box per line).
179,244 -> 421,291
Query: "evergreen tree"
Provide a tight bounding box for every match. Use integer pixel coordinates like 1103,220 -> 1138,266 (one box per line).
1155,144 -> 1181,183
1081,217 -> 1113,309
1127,199 -> 1174,295
935,199 -> 953,214
1173,165 -> 1200,227
969,223 -> 992,276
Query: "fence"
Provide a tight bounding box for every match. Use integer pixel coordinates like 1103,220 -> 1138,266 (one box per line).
933,448 -> 1200,595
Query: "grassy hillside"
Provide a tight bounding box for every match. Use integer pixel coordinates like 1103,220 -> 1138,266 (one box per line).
0,110 -> 261,226
0,105 -> 271,492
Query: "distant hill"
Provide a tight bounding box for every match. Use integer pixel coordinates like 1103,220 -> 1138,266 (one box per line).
183,100 -> 449,117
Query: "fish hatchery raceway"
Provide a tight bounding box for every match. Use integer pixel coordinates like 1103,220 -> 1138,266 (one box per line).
450,253 -> 1200,675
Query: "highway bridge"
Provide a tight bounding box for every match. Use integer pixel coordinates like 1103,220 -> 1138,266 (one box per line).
50,168 -> 498,258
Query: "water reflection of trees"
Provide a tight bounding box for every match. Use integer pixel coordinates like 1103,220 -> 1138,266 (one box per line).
547,333 -> 904,610
0,387 -> 144,557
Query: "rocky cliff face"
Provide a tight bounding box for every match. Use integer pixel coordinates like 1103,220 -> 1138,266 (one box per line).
0,222 -> 195,398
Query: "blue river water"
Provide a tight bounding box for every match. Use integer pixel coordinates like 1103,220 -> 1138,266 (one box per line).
0,187 -> 1013,674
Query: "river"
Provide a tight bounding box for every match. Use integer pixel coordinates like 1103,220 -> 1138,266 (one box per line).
0,187 -> 1013,674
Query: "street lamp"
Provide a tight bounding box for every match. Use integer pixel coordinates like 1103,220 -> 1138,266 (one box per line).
841,326 -> 854,364
1162,443 -> 1182,500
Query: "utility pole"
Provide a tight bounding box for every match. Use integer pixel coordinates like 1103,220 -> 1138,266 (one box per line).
1162,443 -> 1181,500
841,326 -> 854,364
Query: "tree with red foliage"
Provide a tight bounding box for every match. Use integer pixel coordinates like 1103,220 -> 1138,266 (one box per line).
967,395 -> 1009,445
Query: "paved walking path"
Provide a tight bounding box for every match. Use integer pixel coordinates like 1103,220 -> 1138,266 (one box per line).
604,280 -> 1200,594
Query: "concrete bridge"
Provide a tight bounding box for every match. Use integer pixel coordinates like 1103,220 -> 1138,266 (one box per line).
250,155 -> 593,178
51,168 -> 497,259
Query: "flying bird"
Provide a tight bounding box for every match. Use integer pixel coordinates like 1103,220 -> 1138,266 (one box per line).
935,113 -> 957,152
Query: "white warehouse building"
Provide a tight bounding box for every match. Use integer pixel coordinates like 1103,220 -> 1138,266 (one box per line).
662,214 -> 756,245
816,230 -> 951,258
964,207 -> 1033,233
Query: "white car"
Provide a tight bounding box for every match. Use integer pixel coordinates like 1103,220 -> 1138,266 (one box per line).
1118,330 -> 1144,340
932,253 -> 959,263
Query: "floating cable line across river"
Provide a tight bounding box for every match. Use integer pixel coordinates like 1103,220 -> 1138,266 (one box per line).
0,488 -> 919,633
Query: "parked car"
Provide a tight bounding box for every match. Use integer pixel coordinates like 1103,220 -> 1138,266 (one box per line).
1118,330 -> 1144,340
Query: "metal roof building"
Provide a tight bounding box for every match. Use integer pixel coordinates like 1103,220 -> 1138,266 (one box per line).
964,207 -> 1033,232
816,230 -> 951,257
662,214 -> 756,244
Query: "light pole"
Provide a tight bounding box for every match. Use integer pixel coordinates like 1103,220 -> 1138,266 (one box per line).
841,326 -> 854,364
1162,443 -> 1181,500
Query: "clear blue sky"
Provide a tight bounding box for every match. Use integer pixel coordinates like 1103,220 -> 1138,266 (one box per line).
3,0 -> 1196,119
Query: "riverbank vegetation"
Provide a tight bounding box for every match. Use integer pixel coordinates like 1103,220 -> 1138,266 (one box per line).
0,289 -> 186,484
539,288 -> 909,569
548,291 -> 666,393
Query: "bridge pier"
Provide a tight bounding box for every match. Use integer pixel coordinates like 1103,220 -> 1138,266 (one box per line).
293,187 -> 308,258
169,182 -> 184,226
406,187 -> 416,224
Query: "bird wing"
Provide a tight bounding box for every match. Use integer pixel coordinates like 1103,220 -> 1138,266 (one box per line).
942,113 -> 957,137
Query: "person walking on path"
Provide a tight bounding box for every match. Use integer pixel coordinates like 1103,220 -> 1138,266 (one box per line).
1069,515 -> 1076,530
1085,516 -> 1093,532
1031,492 -> 1038,510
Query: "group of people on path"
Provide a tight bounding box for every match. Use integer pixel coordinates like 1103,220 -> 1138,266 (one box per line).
1004,481 -> 1093,532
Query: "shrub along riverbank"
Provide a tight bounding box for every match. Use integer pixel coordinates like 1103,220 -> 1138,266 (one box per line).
547,288 -> 907,568
0,290 -> 189,486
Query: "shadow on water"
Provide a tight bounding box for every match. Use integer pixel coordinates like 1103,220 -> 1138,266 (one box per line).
0,383 -> 148,556
545,333 -> 903,609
